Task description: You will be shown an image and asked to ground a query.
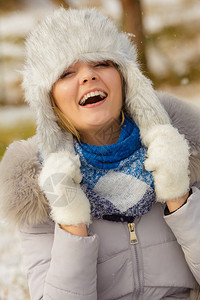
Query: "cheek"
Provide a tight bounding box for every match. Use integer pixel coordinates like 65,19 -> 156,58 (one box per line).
52,82 -> 75,109
110,71 -> 123,100
108,70 -> 122,91
113,74 -> 123,113
107,72 -> 123,117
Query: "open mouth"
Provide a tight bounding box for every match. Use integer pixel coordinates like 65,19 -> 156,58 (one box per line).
79,90 -> 107,106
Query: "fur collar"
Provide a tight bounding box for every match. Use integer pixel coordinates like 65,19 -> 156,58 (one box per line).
0,92 -> 200,228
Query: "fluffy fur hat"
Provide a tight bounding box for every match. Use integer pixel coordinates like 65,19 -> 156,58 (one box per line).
22,7 -> 170,158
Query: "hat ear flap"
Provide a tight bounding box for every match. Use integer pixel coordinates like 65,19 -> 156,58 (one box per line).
36,94 -> 75,159
124,65 -> 171,145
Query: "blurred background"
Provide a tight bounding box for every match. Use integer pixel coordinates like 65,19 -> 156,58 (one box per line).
0,0 -> 200,298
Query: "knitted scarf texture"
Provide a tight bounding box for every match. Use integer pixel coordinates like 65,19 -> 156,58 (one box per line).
74,116 -> 155,222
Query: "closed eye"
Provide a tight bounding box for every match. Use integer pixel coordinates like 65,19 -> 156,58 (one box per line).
60,71 -> 73,79
94,61 -> 111,68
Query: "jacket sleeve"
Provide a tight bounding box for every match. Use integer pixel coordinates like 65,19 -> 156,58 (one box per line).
164,186 -> 200,284
20,220 -> 99,300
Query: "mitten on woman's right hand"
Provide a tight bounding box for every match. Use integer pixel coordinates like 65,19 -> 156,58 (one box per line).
144,124 -> 190,202
39,152 -> 91,226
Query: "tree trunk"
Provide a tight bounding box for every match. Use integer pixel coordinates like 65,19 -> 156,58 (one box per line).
50,0 -> 69,9
121,0 -> 147,72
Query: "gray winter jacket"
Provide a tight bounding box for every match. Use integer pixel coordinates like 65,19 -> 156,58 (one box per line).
0,92 -> 200,300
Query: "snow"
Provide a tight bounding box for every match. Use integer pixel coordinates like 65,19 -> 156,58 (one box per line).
0,4 -> 56,38
143,0 -> 183,5
0,222 -> 29,300
0,106 -> 35,127
101,0 -> 122,21
143,0 -> 200,33
1,42 -> 24,58
0,12 -> 37,37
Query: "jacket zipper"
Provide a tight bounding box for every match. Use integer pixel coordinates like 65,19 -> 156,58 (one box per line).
128,222 -> 138,245
128,221 -> 143,299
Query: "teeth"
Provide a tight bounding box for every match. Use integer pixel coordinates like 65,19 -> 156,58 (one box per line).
79,90 -> 106,105
79,98 -> 85,105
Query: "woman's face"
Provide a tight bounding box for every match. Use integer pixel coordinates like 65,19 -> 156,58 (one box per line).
52,60 -> 123,143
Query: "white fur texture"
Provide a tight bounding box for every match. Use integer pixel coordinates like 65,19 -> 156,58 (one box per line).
22,8 -> 170,159
0,137 -> 49,227
144,125 -> 190,201
39,152 -> 91,225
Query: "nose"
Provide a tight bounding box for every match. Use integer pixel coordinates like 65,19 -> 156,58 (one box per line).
82,76 -> 96,84
79,66 -> 98,85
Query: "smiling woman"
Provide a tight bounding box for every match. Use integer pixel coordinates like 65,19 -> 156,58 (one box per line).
51,60 -> 123,145
0,7 -> 200,300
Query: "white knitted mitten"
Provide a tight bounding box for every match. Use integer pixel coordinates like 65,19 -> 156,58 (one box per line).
144,124 -> 190,202
39,152 -> 91,225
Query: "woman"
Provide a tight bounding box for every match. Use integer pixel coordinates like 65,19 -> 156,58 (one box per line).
0,7 -> 200,300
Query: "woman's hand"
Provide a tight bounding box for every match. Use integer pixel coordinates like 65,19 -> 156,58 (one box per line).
166,191 -> 189,213
60,224 -> 88,236
39,151 -> 91,227
144,124 -> 190,202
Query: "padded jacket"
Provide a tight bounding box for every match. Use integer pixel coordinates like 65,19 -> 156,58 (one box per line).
20,192 -> 200,300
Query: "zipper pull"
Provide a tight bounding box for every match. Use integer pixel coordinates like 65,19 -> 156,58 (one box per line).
128,223 -> 138,245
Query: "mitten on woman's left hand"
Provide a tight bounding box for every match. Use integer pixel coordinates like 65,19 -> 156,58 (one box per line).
144,124 -> 190,202
39,152 -> 91,226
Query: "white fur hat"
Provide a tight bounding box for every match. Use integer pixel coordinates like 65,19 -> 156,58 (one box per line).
22,7 -> 171,158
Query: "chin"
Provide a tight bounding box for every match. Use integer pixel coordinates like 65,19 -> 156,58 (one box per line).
86,114 -> 116,127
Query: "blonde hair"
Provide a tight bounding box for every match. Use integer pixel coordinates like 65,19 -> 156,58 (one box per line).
50,93 -> 81,141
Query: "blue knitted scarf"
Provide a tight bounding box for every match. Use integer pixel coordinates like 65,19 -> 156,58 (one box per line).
74,116 -> 155,222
